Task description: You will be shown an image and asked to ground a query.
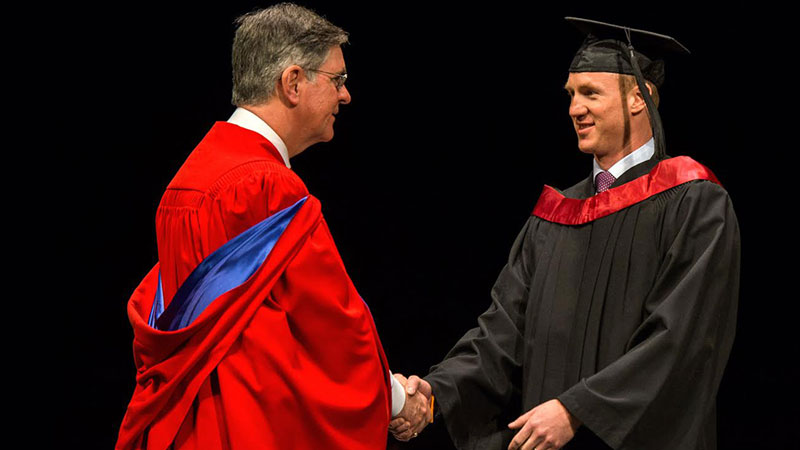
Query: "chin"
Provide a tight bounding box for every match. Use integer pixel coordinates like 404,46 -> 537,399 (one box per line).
313,131 -> 334,144
577,141 -> 596,155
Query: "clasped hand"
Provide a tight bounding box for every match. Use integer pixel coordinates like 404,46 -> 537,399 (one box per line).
389,374 -> 432,441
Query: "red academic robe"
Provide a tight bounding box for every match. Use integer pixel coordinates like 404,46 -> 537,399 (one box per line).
117,122 -> 391,450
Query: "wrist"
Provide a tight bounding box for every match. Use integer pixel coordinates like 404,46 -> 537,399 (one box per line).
557,399 -> 581,431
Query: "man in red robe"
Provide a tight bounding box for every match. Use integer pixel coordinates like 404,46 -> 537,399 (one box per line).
117,4 -> 428,449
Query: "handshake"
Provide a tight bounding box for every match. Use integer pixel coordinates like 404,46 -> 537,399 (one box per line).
389,373 -> 433,441
388,373 -> 581,449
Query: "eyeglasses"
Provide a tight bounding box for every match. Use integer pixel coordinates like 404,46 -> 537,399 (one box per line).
306,68 -> 348,90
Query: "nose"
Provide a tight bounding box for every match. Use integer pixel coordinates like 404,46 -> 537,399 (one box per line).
569,96 -> 587,118
338,85 -> 351,105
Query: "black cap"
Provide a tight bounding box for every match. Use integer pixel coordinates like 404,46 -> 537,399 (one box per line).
567,17 -> 689,88
566,17 -> 690,158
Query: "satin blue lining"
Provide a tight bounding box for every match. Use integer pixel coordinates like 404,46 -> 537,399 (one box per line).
147,273 -> 165,328
149,196 -> 308,331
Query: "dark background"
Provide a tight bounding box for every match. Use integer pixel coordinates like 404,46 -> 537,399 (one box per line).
46,1 -> 794,448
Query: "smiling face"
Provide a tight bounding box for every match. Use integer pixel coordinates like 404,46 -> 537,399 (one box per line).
564,72 -> 630,161
297,46 -> 351,150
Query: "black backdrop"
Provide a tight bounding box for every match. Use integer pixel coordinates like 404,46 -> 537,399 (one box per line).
49,1 -> 795,448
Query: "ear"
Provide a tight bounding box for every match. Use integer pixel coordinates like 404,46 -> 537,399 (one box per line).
279,65 -> 303,106
629,82 -> 652,115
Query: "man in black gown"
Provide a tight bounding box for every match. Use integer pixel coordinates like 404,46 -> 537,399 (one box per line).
391,18 -> 740,450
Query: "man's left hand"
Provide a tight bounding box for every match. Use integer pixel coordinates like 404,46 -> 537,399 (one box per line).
507,399 -> 580,450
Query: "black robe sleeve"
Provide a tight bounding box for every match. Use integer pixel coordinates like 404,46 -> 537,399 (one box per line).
558,181 -> 740,449
424,218 -> 537,449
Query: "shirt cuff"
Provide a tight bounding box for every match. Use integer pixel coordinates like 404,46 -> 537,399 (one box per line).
390,372 -> 406,417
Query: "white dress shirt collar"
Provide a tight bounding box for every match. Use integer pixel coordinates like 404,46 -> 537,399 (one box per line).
592,137 -> 654,181
227,107 -> 291,168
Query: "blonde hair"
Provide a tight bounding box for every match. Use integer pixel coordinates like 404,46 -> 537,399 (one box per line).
619,74 -> 659,108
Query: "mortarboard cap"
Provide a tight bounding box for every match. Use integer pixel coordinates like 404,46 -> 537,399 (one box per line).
567,17 -> 690,88
565,17 -> 690,157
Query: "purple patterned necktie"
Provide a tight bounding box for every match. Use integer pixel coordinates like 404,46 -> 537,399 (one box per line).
595,171 -> 616,193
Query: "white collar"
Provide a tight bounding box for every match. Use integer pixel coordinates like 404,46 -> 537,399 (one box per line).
592,137 -> 655,181
227,107 -> 291,168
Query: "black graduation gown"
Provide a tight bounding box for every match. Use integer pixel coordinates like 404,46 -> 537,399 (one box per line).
425,156 -> 740,450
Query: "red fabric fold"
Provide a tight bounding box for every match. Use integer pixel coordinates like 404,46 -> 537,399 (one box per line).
117,196 -> 391,450
532,156 -> 720,225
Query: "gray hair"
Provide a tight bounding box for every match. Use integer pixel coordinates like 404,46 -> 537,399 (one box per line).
231,3 -> 348,106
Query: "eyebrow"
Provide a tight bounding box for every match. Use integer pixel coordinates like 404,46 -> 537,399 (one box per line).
564,80 -> 602,94
563,79 -> 581,92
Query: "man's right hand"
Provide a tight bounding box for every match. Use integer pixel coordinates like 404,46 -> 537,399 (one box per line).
389,375 -> 433,441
